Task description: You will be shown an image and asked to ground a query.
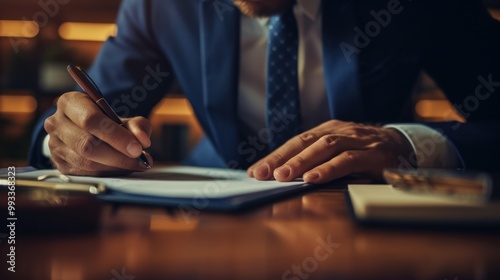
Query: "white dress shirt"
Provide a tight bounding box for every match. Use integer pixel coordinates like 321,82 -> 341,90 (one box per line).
44,0 -> 461,169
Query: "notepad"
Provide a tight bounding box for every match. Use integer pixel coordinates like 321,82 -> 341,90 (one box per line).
347,185 -> 500,225
17,166 -> 311,210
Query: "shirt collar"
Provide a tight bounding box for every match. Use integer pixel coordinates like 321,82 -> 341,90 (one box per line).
256,0 -> 321,26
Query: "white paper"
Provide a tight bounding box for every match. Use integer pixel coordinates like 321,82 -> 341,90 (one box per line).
19,166 -> 305,198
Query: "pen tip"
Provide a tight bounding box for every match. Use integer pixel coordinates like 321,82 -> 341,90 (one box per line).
140,152 -> 151,169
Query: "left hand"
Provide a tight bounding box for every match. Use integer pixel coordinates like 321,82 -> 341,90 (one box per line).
247,120 -> 413,184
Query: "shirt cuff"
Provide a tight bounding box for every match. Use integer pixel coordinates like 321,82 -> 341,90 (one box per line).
384,124 -> 463,169
42,134 -> 51,159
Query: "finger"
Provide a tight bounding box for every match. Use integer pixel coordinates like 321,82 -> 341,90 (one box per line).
123,116 -> 152,148
48,113 -> 149,171
273,135 -> 368,182
335,124 -> 380,137
247,124 -> 337,177
54,156 -> 133,176
49,137 -> 130,176
50,136 -> 151,176
57,92 -> 144,158
249,131 -> 324,180
303,150 -> 372,184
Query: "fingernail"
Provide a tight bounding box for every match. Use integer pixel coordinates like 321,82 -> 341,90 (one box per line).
305,172 -> 320,183
275,165 -> 291,178
255,163 -> 270,178
247,169 -> 255,178
127,142 -> 142,157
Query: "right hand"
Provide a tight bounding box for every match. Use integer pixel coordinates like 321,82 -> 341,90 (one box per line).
44,91 -> 154,176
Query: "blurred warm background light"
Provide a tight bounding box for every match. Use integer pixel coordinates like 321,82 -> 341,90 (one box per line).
58,22 -> 116,41
415,99 -> 466,122
0,20 -> 39,38
0,95 -> 38,114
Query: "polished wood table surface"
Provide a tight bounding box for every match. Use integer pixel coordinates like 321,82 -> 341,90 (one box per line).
2,186 -> 500,280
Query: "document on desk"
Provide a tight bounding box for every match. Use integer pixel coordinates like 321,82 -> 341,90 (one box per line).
18,166 -> 311,210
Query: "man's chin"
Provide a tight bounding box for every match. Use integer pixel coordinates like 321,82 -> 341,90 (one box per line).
233,0 -> 293,17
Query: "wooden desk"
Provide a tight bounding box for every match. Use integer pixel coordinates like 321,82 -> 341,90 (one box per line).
2,188 -> 500,280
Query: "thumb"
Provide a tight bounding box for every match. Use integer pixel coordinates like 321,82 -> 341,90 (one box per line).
122,116 -> 152,148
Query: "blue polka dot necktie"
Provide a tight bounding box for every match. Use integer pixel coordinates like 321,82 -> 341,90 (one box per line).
266,3 -> 301,151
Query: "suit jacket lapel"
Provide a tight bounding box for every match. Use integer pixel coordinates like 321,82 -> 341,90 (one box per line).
322,0 -> 364,121
199,0 -> 242,165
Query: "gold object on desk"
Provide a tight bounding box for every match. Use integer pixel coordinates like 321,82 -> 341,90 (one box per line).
0,173 -> 104,234
383,168 -> 493,201
1,174 -> 107,195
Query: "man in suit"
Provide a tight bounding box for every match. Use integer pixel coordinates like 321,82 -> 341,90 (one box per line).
30,0 -> 500,183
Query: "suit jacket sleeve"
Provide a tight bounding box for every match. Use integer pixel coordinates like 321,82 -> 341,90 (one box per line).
29,0 -> 174,168
422,0 -> 500,172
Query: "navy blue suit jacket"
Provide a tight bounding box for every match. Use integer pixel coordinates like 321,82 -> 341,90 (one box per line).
30,0 -> 500,171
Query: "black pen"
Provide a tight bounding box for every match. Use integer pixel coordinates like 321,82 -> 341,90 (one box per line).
67,65 -> 151,169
